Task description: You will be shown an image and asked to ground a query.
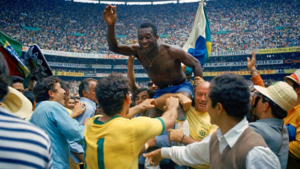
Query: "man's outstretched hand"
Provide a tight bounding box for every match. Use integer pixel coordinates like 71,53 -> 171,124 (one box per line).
103,4 -> 117,26
143,149 -> 163,166
138,99 -> 157,111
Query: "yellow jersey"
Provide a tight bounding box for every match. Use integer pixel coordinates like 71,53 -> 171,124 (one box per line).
186,107 -> 218,169
84,115 -> 165,169
284,104 -> 300,159
186,107 -> 218,141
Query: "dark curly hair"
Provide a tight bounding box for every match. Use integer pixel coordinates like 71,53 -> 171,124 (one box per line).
209,73 -> 250,119
11,76 -> 24,84
33,76 -> 63,103
96,73 -> 130,117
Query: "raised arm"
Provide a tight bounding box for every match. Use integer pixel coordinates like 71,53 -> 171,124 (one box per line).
127,56 -> 140,92
103,5 -> 138,56
171,46 -> 203,78
247,49 -> 265,87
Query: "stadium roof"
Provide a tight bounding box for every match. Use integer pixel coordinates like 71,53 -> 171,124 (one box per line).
68,0 -> 208,5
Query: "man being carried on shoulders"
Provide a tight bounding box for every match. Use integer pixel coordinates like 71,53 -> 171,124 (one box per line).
103,5 -> 203,120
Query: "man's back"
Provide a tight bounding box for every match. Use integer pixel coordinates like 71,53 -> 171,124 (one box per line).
0,107 -> 53,169
250,118 -> 289,169
30,101 -> 85,169
84,115 -> 165,169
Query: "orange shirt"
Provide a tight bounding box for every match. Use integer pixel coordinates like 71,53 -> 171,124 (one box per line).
284,104 -> 300,159
251,75 -> 265,87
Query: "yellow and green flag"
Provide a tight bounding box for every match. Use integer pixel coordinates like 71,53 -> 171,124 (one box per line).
0,31 -> 30,78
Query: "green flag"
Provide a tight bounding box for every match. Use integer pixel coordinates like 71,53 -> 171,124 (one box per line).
0,31 -> 30,78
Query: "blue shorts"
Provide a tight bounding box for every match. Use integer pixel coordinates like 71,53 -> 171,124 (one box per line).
153,80 -> 193,99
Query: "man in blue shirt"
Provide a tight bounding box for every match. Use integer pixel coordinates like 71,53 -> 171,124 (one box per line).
69,78 -> 97,165
30,76 -> 85,169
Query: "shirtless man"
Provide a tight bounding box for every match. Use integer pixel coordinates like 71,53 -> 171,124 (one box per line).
103,5 -> 203,119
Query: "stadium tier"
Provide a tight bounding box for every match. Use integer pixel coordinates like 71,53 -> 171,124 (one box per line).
3,0 -> 300,86
1,0 -> 299,53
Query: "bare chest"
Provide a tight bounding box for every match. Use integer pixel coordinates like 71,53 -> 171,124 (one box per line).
137,51 -> 180,76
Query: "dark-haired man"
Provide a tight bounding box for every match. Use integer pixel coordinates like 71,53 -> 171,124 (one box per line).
84,73 -> 179,169
103,5 -> 202,120
30,76 -> 86,169
144,73 -> 280,169
10,76 -> 24,93
133,88 -> 155,109
250,82 -> 297,169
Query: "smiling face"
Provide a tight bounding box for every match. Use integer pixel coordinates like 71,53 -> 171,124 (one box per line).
195,82 -> 210,113
138,27 -> 158,53
68,98 -> 75,110
52,82 -> 66,106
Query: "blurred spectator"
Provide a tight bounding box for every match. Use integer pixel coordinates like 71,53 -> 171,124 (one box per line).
10,76 -> 24,94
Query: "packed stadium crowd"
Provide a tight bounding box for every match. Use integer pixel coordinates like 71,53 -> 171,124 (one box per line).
1,0 -> 300,169
1,0 -> 299,54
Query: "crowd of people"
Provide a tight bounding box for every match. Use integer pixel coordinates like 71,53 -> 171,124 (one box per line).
1,49 -> 300,169
1,0 -> 300,169
1,0 -> 299,54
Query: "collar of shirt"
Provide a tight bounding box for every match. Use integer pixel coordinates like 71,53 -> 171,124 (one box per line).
80,97 -> 96,109
288,104 -> 300,116
216,117 -> 248,153
255,118 -> 284,127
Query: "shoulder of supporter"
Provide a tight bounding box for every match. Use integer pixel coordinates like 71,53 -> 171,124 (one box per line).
0,107 -> 51,144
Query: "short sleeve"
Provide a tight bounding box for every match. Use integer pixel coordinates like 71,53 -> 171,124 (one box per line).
131,117 -> 165,144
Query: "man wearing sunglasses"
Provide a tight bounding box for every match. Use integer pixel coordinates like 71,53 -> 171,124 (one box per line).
148,81 -> 159,92
250,82 -> 298,169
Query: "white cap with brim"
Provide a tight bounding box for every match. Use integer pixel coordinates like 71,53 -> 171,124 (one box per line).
254,81 -> 297,112
1,86 -> 32,119
284,69 -> 300,86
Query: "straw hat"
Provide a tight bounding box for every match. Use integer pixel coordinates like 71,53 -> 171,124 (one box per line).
254,81 -> 297,111
284,69 -> 300,86
1,86 -> 32,119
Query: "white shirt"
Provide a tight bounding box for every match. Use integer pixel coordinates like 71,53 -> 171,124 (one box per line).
161,118 -> 280,169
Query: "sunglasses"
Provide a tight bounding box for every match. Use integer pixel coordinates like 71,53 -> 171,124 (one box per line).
251,92 -> 261,97
148,82 -> 154,87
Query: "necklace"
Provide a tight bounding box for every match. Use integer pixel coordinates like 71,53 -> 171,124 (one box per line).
145,46 -> 160,67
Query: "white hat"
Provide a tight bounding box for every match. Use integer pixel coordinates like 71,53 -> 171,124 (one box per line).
1,86 -> 32,119
254,81 -> 297,111
284,69 -> 300,86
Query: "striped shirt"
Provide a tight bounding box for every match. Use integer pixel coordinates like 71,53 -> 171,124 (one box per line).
0,107 -> 53,169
